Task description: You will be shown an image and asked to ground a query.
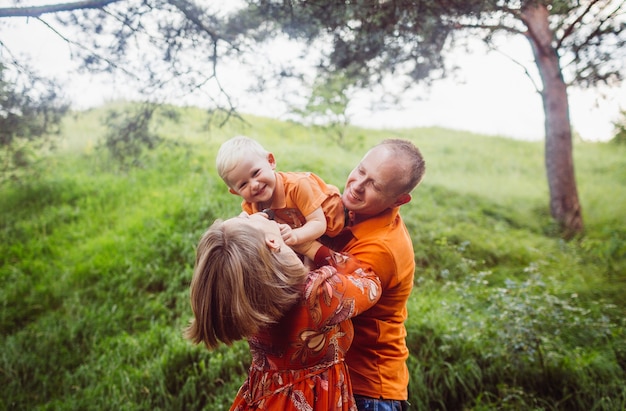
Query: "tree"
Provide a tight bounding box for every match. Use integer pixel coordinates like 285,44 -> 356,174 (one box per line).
0,61 -> 69,182
229,0 -> 625,237
611,109 -> 626,145
0,0 -> 119,17
0,0 -> 250,122
0,0 -> 249,178
471,1 -> 624,237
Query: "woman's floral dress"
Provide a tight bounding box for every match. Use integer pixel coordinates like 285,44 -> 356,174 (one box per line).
230,250 -> 381,411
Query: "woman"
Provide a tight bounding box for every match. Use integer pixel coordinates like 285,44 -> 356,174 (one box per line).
185,212 -> 381,410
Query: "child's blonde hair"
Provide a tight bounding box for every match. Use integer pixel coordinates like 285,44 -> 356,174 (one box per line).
216,136 -> 269,187
184,218 -> 308,349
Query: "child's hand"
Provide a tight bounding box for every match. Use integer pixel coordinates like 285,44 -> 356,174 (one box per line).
279,224 -> 298,246
261,208 -> 275,220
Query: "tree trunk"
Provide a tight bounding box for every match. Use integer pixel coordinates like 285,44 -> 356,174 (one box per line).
522,3 -> 583,238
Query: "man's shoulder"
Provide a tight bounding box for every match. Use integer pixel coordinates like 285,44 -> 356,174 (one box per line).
351,212 -> 412,251
355,227 -> 412,252
353,219 -> 411,250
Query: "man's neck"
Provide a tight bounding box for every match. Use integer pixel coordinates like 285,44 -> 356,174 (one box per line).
350,208 -> 391,226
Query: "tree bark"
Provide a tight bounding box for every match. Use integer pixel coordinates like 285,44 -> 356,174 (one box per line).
522,3 -> 583,238
0,0 -> 120,18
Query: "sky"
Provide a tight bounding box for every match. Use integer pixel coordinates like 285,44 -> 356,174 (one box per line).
2,5 -> 625,142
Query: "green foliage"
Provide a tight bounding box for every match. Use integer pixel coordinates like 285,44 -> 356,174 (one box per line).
1,104 -> 625,410
407,267 -> 626,410
0,63 -> 69,183
235,1 -> 453,87
0,63 -> 69,146
292,72 -> 352,146
99,103 -> 164,170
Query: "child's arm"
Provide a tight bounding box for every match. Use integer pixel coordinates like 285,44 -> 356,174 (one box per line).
280,206 -> 327,246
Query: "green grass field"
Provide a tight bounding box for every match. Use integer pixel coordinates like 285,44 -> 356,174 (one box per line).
1,103 -> 625,410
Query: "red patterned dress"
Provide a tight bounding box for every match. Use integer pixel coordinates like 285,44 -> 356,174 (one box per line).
230,249 -> 381,411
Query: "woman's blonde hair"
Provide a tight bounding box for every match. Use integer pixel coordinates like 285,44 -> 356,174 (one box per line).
184,219 -> 308,349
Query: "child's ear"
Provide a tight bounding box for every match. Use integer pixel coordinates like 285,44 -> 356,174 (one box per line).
228,187 -> 238,195
267,153 -> 276,169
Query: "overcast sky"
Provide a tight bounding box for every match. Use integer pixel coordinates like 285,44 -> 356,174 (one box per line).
2,8 -> 624,142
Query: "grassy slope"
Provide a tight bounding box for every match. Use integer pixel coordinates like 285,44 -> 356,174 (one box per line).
1,103 -> 624,410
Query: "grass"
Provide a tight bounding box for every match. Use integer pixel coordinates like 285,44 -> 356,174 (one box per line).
1,103 -> 625,410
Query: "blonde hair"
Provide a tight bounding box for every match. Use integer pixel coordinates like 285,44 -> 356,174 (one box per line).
184,219 -> 308,349
216,136 -> 269,186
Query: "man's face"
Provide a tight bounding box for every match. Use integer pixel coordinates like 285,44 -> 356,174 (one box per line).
342,146 -> 408,218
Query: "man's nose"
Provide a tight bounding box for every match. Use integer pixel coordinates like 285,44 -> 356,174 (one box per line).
352,178 -> 365,192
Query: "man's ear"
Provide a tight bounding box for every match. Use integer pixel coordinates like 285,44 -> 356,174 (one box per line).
394,193 -> 412,207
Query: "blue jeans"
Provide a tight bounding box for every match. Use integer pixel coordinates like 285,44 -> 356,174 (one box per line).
354,395 -> 409,411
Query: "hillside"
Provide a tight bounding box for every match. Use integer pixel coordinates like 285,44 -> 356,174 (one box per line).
1,104 -> 625,410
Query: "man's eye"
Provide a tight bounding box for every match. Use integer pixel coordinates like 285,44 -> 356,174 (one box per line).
370,181 -> 382,192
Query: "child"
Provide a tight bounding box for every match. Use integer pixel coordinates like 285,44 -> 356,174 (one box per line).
216,135 -> 345,246
184,213 -> 381,410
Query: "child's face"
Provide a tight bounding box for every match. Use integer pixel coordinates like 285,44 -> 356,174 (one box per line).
226,152 -> 277,205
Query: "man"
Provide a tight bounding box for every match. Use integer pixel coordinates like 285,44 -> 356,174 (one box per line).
324,138 -> 426,411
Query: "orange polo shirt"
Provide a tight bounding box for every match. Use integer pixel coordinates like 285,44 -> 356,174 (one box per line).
326,207 -> 414,400
241,171 -> 344,237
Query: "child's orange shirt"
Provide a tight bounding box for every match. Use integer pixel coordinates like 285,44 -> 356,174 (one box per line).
241,171 -> 344,237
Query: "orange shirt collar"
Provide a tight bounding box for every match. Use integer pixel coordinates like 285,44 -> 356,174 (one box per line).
348,207 -> 400,238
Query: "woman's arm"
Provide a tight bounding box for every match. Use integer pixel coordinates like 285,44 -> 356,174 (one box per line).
304,248 -> 381,328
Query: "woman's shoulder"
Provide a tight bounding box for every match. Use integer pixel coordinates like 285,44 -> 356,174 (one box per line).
304,266 -> 336,289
